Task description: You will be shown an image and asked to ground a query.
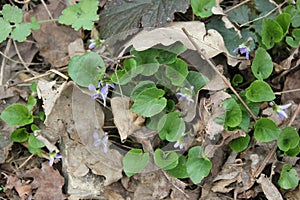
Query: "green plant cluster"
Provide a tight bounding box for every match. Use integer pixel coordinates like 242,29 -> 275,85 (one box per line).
0,0 -> 299,190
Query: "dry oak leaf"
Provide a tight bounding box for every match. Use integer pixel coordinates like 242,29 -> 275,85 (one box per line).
17,162 -> 65,200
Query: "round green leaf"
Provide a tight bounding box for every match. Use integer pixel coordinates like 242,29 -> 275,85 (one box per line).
191,0 -> 216,18
131,48 -> 160,76
254,118 -> 280,142
277,126 -> 299,152
2,4 -> 23,23
68,52 -> 105,87
0,104 -> 33,126
154,148 -> 179,170
10,128 -> 29,143
284,144 -> 300,157
123,149 -> 149,177
278,164 -> 299,189
130,81 -> 156,100
261,18 -> 283,49
157,112 -> 185,142
251,48 -> 273,80
166,58 -> 188,86
167,156 -> 188,178
0,18 -> 12,43
28,134 -> 45,149
186,148 -> 212,184
131,87 -> 167,117
222,98 -> 242,128
229,134 -> 250,152
245,80 -> 275,102
11,23 -> 31,42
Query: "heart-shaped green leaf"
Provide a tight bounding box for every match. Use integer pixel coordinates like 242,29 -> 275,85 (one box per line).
229,134 -> 250,152
0,104 -> 33,126
131,87 -> 167,117
167,156 -> 188,178
222,98 -> 242,128
130,81 -> 156,101
154,148 -> 179,170
251,47 -> 273,80
278,164 -> 299,189
10,128 -> 29,143
157,112 -> 185,141
166,58 -> 188,86
245,80 -> 275,102
123,149 -> 150,177
261,18 -> 283,49
68,52 -> 105,87
277,126 -> 299,152
254,118 -> 280,142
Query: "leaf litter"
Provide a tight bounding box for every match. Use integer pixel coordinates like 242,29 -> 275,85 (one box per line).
0,1 -> 300,200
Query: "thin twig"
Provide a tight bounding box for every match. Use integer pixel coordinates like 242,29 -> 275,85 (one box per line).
0,50 -> 41,65
182,28 -> 257,121
41,0 -> 54,21
0,39 -> 12,86
274,88 -> 300,95
224,0 -> 251,14
240,3 -> 284,27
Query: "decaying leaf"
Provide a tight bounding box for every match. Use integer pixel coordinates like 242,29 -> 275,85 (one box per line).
121,21 -> 239,67
257,174 -> 283,200
17,162 -> 65,200
24,0 -> 81,67
99,0 -> 190,38
5,175 -> 32,200
111,96 -> 145,142
0,130 -> 13,164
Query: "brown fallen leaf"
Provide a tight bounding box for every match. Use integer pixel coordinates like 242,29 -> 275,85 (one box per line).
24,0 -> 81,67
257,174 -> 283,200
17,162 -> 65,200
5,175 -> 32,200
111,96 -> 145,142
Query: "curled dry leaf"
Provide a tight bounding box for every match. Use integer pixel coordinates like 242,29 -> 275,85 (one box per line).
257,174 -> 283,200
111,96 -> 145,142
17,162 -> 65,200
5,175 -> 32,200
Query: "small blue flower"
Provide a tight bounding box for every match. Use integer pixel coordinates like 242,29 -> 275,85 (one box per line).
88,39 -> 96,49
49,152 -> 62,166
273,103 -> 292,119
233,37 -> 252,60
176,86 -> 194,106
88,82 -> 114,107
93,132 -> 109,153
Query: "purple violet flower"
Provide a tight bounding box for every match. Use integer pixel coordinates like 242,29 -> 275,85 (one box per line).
233,37 -> 252,60
274,103 -> 292,119
49,152 -> 62,166
93,132 -> 109,153
88,82 -> 114,107
88,39 -> 96,49
176,86 -> 195,106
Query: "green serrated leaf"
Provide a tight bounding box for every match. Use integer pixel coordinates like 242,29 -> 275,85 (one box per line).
131,48 -> 160,76
131,87 -> 167,117
166,58 -> 188,86
254,118 -> 280,142
58,0 -> 99,30
123,149 -> 150,177
222,98 -> 242,128
277,126 -> 299,152
187,146 -> 212,184
167,156 -> 188,178
251,47 -> 273,80
131,81 -> 156,101
0,104 -> 33,126
278,164 -> 299,189
261,18 -> 283,49
245,80 -> 275,102
154,148 -> 179,170
30,17 -> 40,30
68,52 -> 105,87
157,112 -> 185,142
11,23 -> 32,42
0,18 -> 12,43
10,128 -> 29,143
191,0 -> 216,18
2,4 -> 23,24
229,134 -> 250,152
